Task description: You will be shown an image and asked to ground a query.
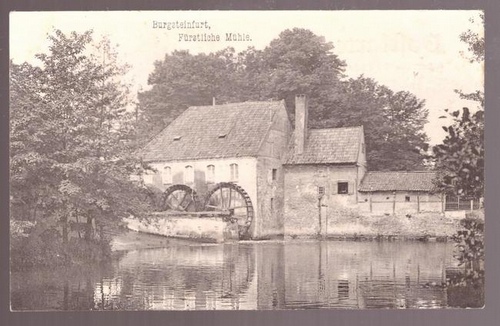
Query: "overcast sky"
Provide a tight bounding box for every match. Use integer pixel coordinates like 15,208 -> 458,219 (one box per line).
10,11 -> 483,145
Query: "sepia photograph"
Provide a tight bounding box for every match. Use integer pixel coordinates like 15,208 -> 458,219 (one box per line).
9,10 -> 484,311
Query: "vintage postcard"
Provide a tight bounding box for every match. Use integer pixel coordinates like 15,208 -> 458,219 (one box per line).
9,10 -> 484,310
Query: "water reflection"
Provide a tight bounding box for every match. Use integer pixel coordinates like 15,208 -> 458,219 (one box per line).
11,240 -> 461,310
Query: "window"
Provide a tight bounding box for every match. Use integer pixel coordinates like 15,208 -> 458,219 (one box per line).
405,195 -> 411,202
207,165 -> 215,183
361,143 -> 365,154
272,169 -> 277,181
270,198 -> 274,210
162,166 -> 172,184
184,165 -> 194,183
230,163 -> 239,182
338,182 -> 349,194
318,186 -> 325,196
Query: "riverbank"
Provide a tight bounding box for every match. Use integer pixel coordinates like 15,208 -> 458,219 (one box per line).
112,210 -> 484,248
111,229 -> 209,251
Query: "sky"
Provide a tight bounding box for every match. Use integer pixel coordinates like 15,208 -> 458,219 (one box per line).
10,10 -> 484,145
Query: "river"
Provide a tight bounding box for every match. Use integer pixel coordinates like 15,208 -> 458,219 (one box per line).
11,239 -> 466,310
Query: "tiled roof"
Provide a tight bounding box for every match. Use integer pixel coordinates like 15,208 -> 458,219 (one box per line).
139,101 -> 284,161
358,171 -> 438,192
284,127 -> 363,164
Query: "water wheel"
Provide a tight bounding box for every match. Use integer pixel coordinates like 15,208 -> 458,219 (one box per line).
160,184 -> 199,212
204,182 -> 254,239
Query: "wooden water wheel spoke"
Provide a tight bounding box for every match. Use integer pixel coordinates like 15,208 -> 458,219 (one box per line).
220,187 -> 224,209
204,182 -> 254,239
206,204 -> 226,210
166,202 -> 177,210
161,184 -> 199,213
229,206 -> 249,210
178,192 -> 188,208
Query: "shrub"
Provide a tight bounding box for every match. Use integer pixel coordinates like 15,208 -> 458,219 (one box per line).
11,221 -> 112,272
447,216 -> 484,307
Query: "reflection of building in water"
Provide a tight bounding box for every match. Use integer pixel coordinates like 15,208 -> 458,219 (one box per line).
89,241 -> 457,310
281,241 -> 455,309
12,241 -> 459,310
93,243 -> 258,310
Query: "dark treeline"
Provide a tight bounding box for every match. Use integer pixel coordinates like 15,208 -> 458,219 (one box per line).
136,28 -> 430,171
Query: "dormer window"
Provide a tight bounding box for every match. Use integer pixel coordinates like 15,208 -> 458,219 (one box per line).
173,136 -> 181,141
218,134 -> 227,139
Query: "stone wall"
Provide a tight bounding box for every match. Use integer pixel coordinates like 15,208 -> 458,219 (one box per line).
253,102 -> 291,238
124,216 -> 231,243
255,157 -> 285,238
283,164 -> 362,237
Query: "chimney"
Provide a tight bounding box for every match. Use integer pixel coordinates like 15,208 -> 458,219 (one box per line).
294,94 -> 308,154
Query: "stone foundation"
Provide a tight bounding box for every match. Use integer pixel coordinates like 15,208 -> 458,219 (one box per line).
124,216 -> 238,243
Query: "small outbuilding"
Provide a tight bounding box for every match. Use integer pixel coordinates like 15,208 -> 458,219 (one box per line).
358,171 -> 444,215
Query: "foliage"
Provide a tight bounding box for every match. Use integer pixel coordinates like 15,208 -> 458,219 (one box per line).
10,30 -> 152,268
451,217 -> 484,273
446,217 -> 484,307
433,107 -> 484,198
432,16 -> 484,199
459,13 -> 484,63
135,49 -> 240,145
10,221 -> 112,271
137,28 -> 429,171
334,77 -> 429,170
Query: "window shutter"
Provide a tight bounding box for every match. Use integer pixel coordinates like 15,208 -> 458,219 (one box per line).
332,182 -> 338,195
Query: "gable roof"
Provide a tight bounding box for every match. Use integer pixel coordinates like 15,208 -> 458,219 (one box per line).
358,171 -> 438,192
139,101 -> 285,161
284,126 -> 363,165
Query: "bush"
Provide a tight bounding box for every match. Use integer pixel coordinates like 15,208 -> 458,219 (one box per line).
447,216 -> 484,307
11,221 -> 112,272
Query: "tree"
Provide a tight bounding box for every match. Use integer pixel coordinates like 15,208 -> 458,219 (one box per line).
137,28 -> 429,170
10,30 -> 150,251
136,28 -> 347,143
324,76 -> 429,170
433,107 -> 484,198
433,13 -> 484,199
460,13 -> 484,64
258,28 -> 346,121
136,49 -> 240,145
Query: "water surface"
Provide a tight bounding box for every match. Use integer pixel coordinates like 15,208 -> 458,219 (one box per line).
11,239 -> 463,310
